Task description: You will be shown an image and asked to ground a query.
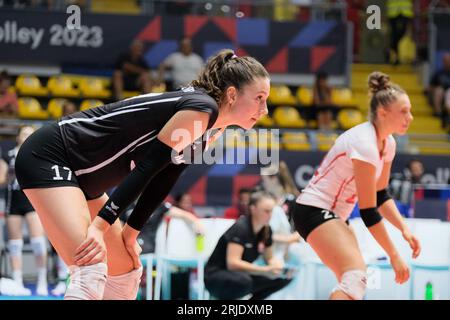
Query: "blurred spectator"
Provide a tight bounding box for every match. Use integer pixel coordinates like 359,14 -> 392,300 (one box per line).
0,126 -> 48,296
174,192 -> 196,215
113,40 -> 153,100
205,191 -> 291,300
224,188 -> 251,219
387,0 -> 413,65
0,71 -> 18,117
429,53 -> 450,129
312,72 -> 336,131
158,37 -> 204,91
62,100 -> 78,116
389,159 -> 426,217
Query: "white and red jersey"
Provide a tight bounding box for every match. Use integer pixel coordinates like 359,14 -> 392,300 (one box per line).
297,122 -> 396,221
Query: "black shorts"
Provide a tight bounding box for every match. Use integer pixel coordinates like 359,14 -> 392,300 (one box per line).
5,188 -> 34,216
292,203 -> 349,241
15,123 -> 98,200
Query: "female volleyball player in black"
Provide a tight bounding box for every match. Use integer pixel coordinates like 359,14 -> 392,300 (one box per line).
14,49 -> 270,300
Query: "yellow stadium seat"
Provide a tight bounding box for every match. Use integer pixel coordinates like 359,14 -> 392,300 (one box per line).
15,74 -> 48,96
47,75 -> 80,97
18,97 -> 49,119
296,87 -> 313,106
337,109 -> 364,130
316,133 -> 338,151
269,85 -> 297,105
248,130 -> 279,149
256,114 -> 275,127
272,106 -> 306,128
331,88 -> 355,107
79,78 -> 111,99
122,91 -> 141,99
224,130 -> 247,149
80,99 -> 103,111
282,132 -> 311,151
151,83 -> 166,93
47,98 -> 69,119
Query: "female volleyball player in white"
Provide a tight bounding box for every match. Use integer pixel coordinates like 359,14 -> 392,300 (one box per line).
15,50 -> 270,300
292,72 -> 421,300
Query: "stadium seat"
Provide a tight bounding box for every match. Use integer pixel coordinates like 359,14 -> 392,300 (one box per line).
18,97 -> 49,120
80,99 -> 103,111
122,91 -> 141,99
151,83 -> 166,93
337,109 -> 364,130
282,132 -> 311,151
15,74 -> 48,96
79,77 -> 111,99
256,114 -> 274,127
273,106 -> 306,128
316,133 -> 338,151
47,98 -> 68,119
331,88 -> 355,107
224,129 -> 248,149
47,75 -> 80,97
296,87 -> 313,106
248,130 -> 279,149
269,85 -> 297,105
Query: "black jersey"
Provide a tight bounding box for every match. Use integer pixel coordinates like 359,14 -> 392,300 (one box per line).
206,215 -> 273,273
1,145 -> 20,191
58,87 -> 218,198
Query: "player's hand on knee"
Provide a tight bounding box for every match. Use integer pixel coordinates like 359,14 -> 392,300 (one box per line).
124,240 -> 142,269
122,224 -> 142,269
75,224 -> 107,266
390,254 -> 410,284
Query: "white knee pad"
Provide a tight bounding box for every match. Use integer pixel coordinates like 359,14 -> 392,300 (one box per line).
332,269 -> 367,300
103,267 -> 143,300
64,263 -> 107,300
7,239 -> 23,257
30,236 -> 47,257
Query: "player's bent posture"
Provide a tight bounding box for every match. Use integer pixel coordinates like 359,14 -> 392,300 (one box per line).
15,50 -> 270,300
292,72 -> 421,300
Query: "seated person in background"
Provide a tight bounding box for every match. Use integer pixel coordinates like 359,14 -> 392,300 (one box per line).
205,191 -> 291,300
113,40 -> 153,100
62,100 -> 78,116
0,71 -> 18,117
224,187 -> 251,219
429,53 -> 450,129
312,72 -> 336,131
157,37 -> 204,91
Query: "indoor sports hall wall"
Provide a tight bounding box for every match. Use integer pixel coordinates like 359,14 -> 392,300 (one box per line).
0,9 -> 348,75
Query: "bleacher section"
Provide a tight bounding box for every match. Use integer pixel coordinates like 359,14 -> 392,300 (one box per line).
2,63 -> 450,155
